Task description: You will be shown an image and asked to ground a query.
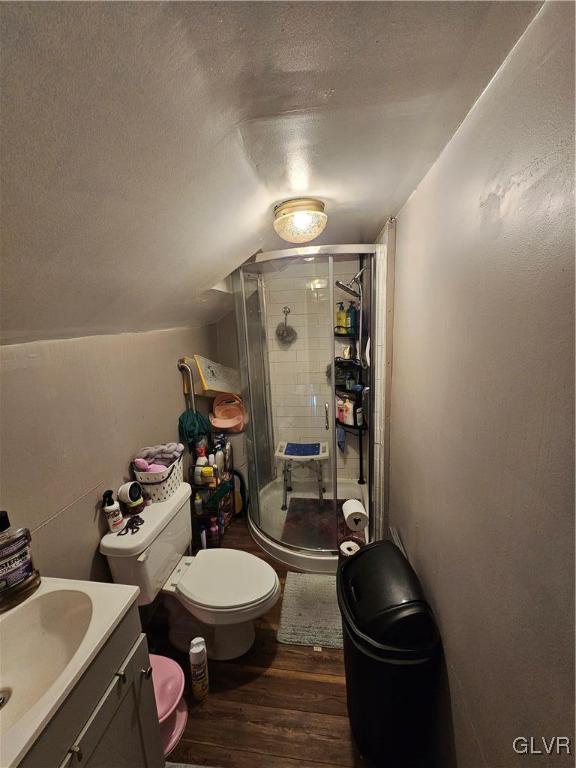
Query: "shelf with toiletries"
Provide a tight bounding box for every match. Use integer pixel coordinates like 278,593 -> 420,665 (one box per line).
335,386 -> 364,401
334,326 -> 359,339
335,391 -> 365,431
335,301 -> 359,339
334,356 -> 362,368
188,432 -> 234,552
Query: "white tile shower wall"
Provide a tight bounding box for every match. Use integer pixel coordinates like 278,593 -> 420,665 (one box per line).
264,258 -> 361,481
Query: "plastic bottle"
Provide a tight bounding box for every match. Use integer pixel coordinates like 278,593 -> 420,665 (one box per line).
102,490 -> 126,534
194,493 -> 203,516
195,448 -> 208,486
0,511 -> 41,610
209,517 -> 219,548
200,526 -> 207,549
346,302 -> 357,336
215,446 -> 225,475
189,637 -> 209,702
336,302 -> 346,331
344,399 -> 354,425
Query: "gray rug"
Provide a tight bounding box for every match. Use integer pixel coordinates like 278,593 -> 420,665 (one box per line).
166,763 -> 216,767
277,572 -> 343,649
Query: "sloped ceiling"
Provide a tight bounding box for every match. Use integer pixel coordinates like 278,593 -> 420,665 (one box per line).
0,1 -> 540,343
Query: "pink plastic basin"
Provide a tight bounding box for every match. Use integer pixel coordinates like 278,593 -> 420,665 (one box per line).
149,653 -> 185,724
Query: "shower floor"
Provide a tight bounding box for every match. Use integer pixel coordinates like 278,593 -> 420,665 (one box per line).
258,475 -> 365,550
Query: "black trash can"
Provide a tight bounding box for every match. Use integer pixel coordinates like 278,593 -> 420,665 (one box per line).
337,540 -> 440,767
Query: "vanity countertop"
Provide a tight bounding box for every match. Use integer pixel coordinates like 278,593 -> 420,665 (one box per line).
0,576 -> 139,768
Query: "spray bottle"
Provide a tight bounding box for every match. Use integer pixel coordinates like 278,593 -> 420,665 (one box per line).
189,637 -> 209,702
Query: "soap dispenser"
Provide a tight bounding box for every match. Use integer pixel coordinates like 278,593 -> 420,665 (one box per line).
0,510 -> 41,612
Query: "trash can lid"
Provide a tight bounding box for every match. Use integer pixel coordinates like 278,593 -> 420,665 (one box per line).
337,540 -> 439,659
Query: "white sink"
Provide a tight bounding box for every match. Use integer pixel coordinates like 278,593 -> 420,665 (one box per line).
0,577 -> 139,768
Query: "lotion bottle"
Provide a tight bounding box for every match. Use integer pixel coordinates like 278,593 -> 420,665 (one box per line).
189,637 -> 209,702
102,490 -> 126,534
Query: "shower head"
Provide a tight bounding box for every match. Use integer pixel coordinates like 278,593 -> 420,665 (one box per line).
335,267 -> 366,299
335,280 -> 360,298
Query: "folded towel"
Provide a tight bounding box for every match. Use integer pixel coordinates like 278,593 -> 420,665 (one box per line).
135,442 -> 185,467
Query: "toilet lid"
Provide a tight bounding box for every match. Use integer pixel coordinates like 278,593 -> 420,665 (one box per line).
176,548 -> 277,609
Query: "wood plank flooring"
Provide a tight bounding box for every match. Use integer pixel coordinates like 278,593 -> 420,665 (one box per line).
147,519 -> 367,768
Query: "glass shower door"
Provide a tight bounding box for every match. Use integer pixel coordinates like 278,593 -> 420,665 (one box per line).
238,256 -> 338,553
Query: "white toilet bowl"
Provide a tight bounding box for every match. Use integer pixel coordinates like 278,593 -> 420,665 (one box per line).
100,484 -> 280,660
163,549 -> 280,660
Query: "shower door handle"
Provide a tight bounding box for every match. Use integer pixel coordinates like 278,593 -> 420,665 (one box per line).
325,402 -> 330,430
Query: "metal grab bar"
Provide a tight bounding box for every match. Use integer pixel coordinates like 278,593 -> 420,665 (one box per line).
177,358 -> 196,411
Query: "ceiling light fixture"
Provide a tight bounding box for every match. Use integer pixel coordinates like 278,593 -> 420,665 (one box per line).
273,198 -> 327,244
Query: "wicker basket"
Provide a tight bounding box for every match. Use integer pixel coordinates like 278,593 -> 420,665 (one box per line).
132,457 -> 183,503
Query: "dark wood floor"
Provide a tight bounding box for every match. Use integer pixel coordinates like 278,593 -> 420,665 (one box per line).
148,519 -> 367,768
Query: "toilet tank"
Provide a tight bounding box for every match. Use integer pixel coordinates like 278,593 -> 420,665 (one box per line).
100,483 -> 192,605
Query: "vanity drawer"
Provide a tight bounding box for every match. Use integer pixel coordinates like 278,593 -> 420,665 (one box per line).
20,605 -> 141,768
58,634 -> 163,768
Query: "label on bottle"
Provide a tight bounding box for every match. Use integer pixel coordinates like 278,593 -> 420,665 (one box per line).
0,532 -> 34,591
105,507 -> 126,533
190,662 -> 209,702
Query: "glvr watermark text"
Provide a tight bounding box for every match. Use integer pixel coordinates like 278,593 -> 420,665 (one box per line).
513,737 -> 571,755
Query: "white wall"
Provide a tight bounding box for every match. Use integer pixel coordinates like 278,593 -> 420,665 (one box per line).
389,3 -> 574,765
0,327 -> 212,581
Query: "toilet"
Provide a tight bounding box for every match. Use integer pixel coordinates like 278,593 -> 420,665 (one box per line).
100,483 -> 280,660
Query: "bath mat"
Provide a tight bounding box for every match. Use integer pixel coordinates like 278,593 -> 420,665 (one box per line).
166,763 -> 214,767
282,497 -> 365,550
277,572 -> 343,648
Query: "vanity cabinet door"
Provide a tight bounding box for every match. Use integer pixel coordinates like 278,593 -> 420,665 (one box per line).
59,634 -> 164,768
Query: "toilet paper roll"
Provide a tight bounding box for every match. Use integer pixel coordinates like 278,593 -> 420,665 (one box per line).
342,499 -> 368,531
339,539 -> 362,558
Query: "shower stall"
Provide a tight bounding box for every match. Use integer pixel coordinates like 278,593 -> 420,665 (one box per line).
233,245 -> 378,572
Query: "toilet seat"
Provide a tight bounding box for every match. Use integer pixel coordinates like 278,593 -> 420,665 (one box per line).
176,548 -> 278,610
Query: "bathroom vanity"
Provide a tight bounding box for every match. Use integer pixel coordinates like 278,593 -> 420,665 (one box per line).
0,577 -> 163,768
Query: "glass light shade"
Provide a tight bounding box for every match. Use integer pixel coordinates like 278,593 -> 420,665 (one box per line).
273,198 -> 327,243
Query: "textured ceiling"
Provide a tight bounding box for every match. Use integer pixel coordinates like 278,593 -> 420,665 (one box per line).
0,1 -> 540,343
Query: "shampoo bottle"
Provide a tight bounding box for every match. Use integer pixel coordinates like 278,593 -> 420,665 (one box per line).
346,302 -> 357,336
189,637 -> 209,702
